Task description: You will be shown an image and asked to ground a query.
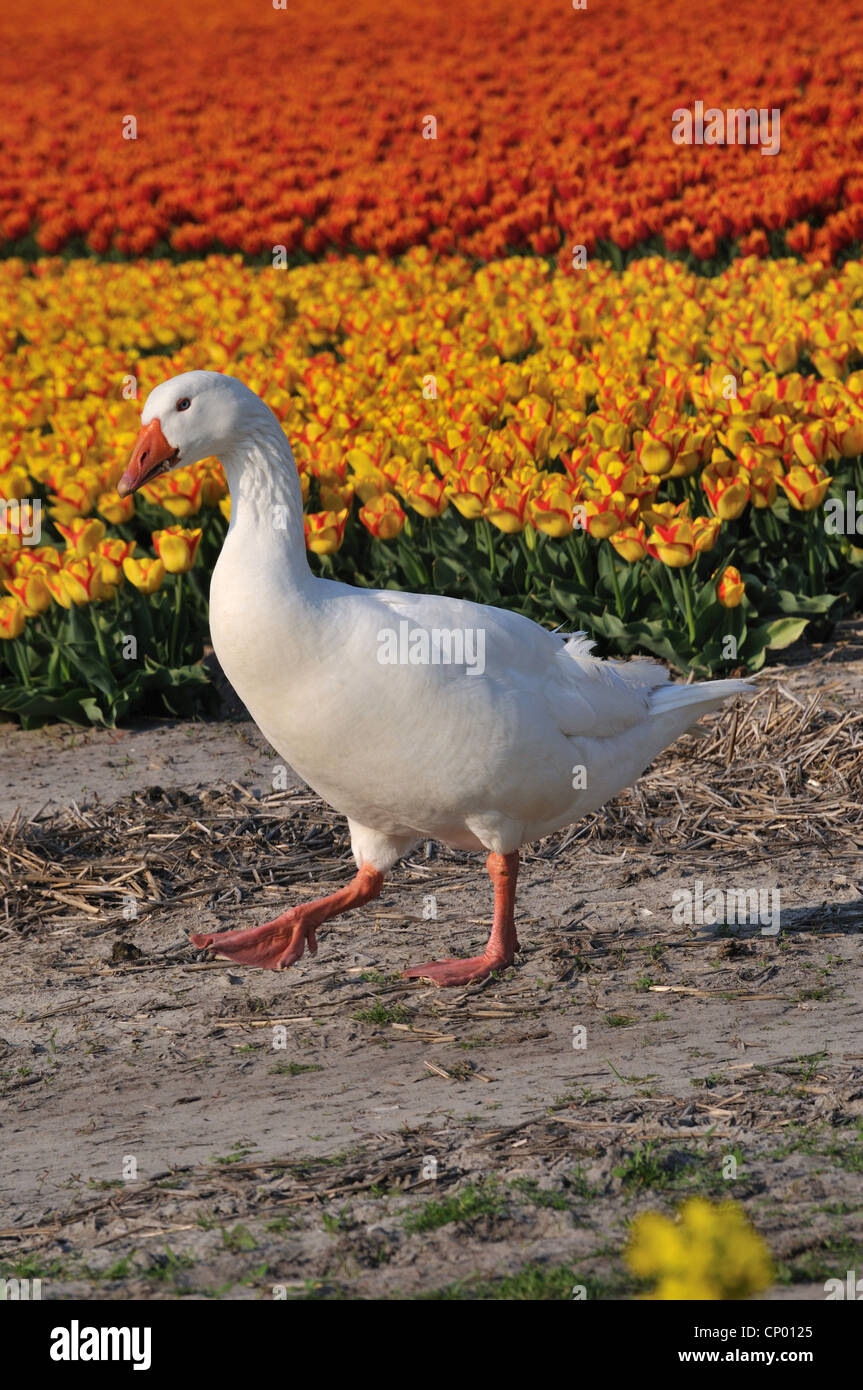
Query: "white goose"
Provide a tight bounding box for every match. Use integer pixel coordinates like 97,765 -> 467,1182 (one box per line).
118,371 -> 749,986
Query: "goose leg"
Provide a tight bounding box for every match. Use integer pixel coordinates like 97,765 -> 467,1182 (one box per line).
403,850 -> 520,986
190,864 -> 384,971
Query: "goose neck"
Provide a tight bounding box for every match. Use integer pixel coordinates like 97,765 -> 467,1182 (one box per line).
219,421 -> 310,577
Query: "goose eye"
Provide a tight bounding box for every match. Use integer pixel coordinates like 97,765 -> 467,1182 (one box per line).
176,397 -> 191,412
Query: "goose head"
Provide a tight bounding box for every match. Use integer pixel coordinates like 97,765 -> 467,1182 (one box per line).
117,370 -> 270,497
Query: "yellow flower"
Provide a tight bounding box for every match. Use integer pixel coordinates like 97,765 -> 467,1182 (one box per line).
4,572 -> 51,614
303,508 -> 348,555
60,555 -> 118,604
55,517 -> 106,558
626,1199 -> 773,1300
717,565 -> 745,608
151,526 -> 203,573
320,480 -> 355,511
0,595 -> 27,639
644,504 -> 707,565
529,487 -> 575,537
97,538 -> 135,585
636,429 -> 674,477
445,465 -> 494,520
0,465 -> 31,501
702,457 -> 750,521
48,479 -> 99,524
830,417 -> 863,459
97,490 -> 136,525
142,468 -> 204,518
403,471 -> 449,518
122,556 -> 167,593
609,522 -> 648,562
780,464 -> 832,511
791,422 -> 831,468
693,515 -> 721,553
484,482 -> 530,533
359,493 -> 406,540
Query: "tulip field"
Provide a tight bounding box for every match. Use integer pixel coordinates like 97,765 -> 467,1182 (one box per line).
2,248 -> 863,722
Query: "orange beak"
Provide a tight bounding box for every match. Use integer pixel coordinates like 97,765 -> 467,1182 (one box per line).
117,418 -> 179,497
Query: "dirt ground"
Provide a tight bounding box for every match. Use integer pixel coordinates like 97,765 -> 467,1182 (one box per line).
1,626 -> 862,1301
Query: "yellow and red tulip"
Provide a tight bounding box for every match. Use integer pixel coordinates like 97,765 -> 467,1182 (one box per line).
151,526 -> 203,573
122,556 -> 167,593
717,565 -> 745,608
359,493 -> 406,540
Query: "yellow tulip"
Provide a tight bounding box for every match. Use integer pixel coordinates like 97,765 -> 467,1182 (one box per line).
780,464 -> 832,511
359,494 -> 406,540
122,556 -> 167,593
528,488 -> 575,537
97,490 -> 136,525
55,517 -> 106,558
151,527 -> 203,573
0,595 -> 27,638
609,523 -> 648,562
717,565 -> 745,608
4,573 -> 51,614
303,508 -> 348,555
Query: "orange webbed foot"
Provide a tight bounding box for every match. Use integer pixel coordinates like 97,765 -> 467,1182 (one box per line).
402,953 -> 512,987
190,912 -> 316,971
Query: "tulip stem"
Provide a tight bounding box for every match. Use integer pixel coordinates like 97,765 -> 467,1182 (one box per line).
679,566 -> 696,646
567,531 -> 588,589
608,548 -> 624,618
644,558 -> 670,617
806,510 -> 820,594
7,637 -> 32,689
89,606 -> 109,668
480,518 -> 497,580
170,574 -> 184,666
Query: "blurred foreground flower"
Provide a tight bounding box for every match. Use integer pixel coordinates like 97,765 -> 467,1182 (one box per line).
626,1198 -> 773,1300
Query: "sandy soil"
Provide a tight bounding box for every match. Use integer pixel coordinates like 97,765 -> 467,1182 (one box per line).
1,628 -> 861,1300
